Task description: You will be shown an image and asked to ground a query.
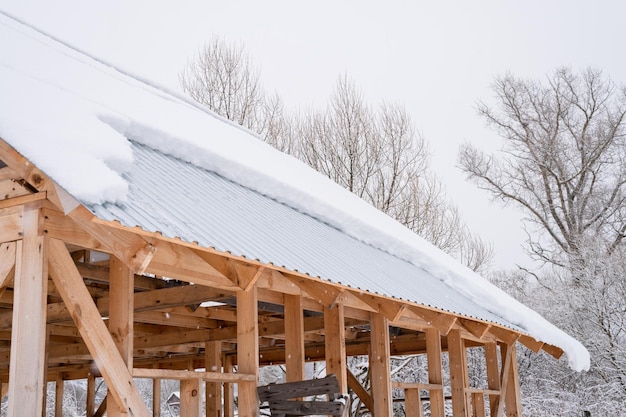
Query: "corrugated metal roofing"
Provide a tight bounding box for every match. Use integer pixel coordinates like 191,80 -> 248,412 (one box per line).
88,141 -> 523,331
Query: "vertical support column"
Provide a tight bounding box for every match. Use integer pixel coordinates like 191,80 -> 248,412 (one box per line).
152,378 -> 161,417
237,287 -> 259,417
448,329 -> 469,417
224,355 -> 235,417
503,344 -> 521,417
484,342 -> 501,412
180,379 -> 202,417
206,341 -> 223,417
425,328 -> 445,417
370,312 -> 391,417
284,294 -> 305,382
8,204 -> 48,417
404,388 -> 424,417
324,304 -> 347,394
55,375 -> 64,417
86,373 -> 96,417
108,256 -> 134,417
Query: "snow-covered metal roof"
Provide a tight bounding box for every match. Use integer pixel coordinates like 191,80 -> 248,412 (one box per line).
0,11 -> 589,371
89,140 -> 520,330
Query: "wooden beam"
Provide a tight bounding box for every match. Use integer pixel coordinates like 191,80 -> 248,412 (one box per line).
459,319 -> 491,340
324,303 -> 347,394
503,344 -> 522,417
425,327 -> 445,417
70,208 -> 156,275
356,293 -> 406,322
0,206 -> 24,244
48,238 -> 150,417
236,287 -> 259,417
284,294 -> 305,383
494,343 -> 513,417
448,329 -> 469,417
108,255 -> 135,417
205,341 -> 223,417
410,307 -> 457,336
286,275 -> 342,309
224,355 -> 234,417
133,368 -> 255,382
518,335 -> 544,354
7,205 -> 48,417
346,367 -> 373,412
370,312 -> 392,417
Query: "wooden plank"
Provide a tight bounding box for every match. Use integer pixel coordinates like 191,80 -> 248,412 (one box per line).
484,342 -> 501,412
286,275 -> 342,309
370,312 -> 392,417
7,205 -> 48,417
460,319 -> 491,339
55,377 -> 64,417
404,388 -> 424,417
425,327 -> 445,417
132,368 -> 254,383
356,293 -> 406,321
70,207 -> 156,275
94,394 -> 107,417
267,400 -> 345,416
346,368 -> 373,411
541,343 -> 564,360
86,373 -> 96,417
495,343 -> 513,417
518,335 -> 544,353
489,326 -> 520,346
236,287 -> 259,417
0,242 -> 15,287
503,344 -> 522,417
471,392 -> 486,417
146,242 -> 237,289
411,307 -> 457,336
108,255 -> 134,417
48,238 -> 150,417
324,304 -> 347,394
0,206 -> 24,243
258,375 -> 341,402
180,378 -> 202,417
223,355 -> 234,417
152,377 -> 161,417
205,341 -> 223,417
284,294 -> 305,383
448,329 -> 469,417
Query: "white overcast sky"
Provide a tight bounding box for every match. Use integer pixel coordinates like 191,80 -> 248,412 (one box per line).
2,0 -> 625,268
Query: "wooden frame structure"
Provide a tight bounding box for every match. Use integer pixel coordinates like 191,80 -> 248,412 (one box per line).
0,139 -> 564,417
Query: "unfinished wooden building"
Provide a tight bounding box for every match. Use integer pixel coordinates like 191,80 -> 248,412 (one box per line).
0,12 -> 588,417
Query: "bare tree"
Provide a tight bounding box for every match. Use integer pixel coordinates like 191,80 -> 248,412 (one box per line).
460,68 -> 626,264
180,42 -> 493,271
180,37 -> 286,142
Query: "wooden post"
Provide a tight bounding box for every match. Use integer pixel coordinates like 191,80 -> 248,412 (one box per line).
448,329 -> 469,417
152,378 -> 161,417
370,312 -> 392,417
180,378 -> 202,417
503,344 -> 522,417
484,342 -> 501,412
55,376 -> 65,417
206,341 -> 223,417
324,304 -> 347,394
108,255 -> 135,417
404,388 -> 424,417
86,373 -> 96,417
471,392 -> 486,417
224,355 -> 235,417
237,287 -> 259,417
425,327 -> 445,417
284,294 -> 305,382
7,205 -> 48,417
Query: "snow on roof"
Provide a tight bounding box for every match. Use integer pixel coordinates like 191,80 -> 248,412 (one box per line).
0,12 -> 589,371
